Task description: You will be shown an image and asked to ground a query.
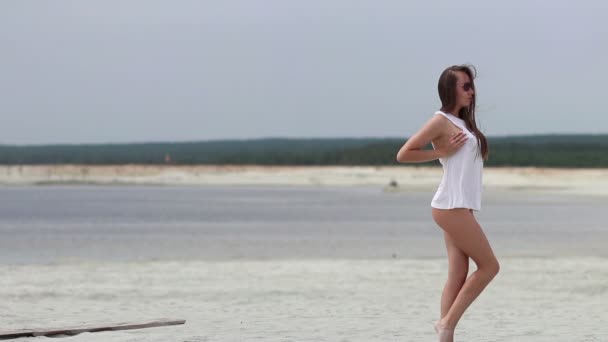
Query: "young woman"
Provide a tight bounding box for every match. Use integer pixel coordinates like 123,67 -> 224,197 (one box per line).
396,65 -> 500,342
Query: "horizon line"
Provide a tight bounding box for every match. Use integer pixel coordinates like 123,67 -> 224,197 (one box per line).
1,133 -> 607,147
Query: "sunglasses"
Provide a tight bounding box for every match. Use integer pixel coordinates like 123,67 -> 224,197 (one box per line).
459,82 -> 474,92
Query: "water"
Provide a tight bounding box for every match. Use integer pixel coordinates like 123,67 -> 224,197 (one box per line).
0,185 -> 607,263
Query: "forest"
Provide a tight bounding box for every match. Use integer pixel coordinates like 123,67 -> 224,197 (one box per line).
1,135 -> 606,168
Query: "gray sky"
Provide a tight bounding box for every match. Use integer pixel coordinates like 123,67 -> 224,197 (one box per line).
1,1 -> 607,145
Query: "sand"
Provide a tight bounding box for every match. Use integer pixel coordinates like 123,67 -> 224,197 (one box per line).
1,165 -> 607,196
2,258 -> 607,341
1,165 -> 607,341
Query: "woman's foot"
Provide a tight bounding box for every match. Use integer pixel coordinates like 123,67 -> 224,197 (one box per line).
434,320 -> 454,342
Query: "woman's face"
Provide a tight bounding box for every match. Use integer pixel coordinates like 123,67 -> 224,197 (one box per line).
454,71 -> 475,110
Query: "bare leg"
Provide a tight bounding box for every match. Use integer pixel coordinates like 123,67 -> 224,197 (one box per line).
432,208 -> 500,338
441,231 -> 469,318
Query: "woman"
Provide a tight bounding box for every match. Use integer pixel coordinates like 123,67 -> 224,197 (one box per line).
396,65 -> 499,342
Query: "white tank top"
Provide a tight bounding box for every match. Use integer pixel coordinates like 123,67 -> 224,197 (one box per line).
431,111 -> 483,211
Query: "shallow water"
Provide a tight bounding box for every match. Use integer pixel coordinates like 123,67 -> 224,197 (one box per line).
0,185 -> 606,263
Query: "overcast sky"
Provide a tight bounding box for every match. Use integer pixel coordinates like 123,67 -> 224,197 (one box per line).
1,1 -> 607,145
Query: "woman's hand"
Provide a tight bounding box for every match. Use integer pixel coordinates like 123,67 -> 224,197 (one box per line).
396,115 -> 469,163
436,131 -> 468,158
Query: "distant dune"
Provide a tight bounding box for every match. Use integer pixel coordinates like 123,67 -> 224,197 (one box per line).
0,165 -> 607,197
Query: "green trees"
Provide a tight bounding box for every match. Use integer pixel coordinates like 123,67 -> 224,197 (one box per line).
1,135 -> 606,167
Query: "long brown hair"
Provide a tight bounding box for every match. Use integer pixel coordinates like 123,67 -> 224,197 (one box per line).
437,65 -> 488,160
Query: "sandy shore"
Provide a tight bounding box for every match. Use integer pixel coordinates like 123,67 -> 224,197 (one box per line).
1,165 -> 607,196
2,258 -> 607,342
1,169 -> 607,341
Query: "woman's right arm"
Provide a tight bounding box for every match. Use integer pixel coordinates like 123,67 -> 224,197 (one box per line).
396,115 -> 467,163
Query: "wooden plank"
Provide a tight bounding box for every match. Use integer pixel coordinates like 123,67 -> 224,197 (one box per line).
0,318 -> 185,340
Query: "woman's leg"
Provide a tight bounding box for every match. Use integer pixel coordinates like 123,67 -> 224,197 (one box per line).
432,208 -> 500,330
441,231 -> 469,318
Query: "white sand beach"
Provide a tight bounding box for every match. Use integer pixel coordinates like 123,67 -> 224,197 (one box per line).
2,258 -> 607,342
1,165 -> 608,196
1,167 -> 607,341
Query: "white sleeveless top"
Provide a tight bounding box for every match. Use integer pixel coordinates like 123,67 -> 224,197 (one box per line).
431,111 -> 483,211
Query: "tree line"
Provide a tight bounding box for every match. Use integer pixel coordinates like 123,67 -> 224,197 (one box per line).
0,135 -> 606,167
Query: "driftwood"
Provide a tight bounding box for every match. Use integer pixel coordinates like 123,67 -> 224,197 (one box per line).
0,318 -> 185,340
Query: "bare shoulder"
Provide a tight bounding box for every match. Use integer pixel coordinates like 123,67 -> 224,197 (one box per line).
423,112 -> 454,143
403,112 -> 449,150
429,112 -> 448,125
423,112 -> 449,133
